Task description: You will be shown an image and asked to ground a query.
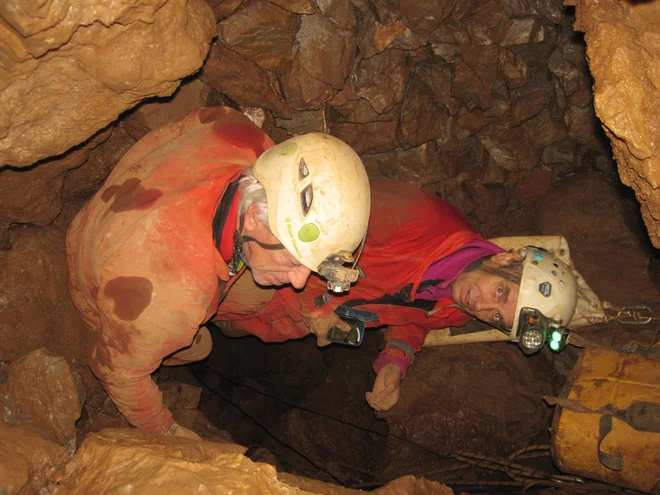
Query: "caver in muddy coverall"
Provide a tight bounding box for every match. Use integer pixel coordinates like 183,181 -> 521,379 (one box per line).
66,107 -> 290,434
224,179 -> 491,377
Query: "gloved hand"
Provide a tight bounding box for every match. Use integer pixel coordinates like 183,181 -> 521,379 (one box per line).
167,420 -> 201,440
303,312 -> 351,347
365,364 -> 402,411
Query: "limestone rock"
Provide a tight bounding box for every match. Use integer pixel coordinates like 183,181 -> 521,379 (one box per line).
399,75 -> 453,149
219,1 -> 299,71
332,98 -> 399,124
478,124 -> 538,172
330,120 -> 399,154
465,0 -> 512,46
400,0 -> 456,36
510,79 -> 554,126
62,128 -> 136,202
205,0 -> 243,20
517,168 -> 553,206
52,428 -> 453,494
418,65 -> 461,116
351,49 -> 409,114
499,48 -> 529,89
528,0 -> 564,24
202,42 -> 292,118
570,0 -> 660,246
120,79 -> 212,141
279,56 -> 336,111
0,422 -> 69,495
313,0 -> 357,29
0,0 -> 216,168
521,108 -> 567,149
361,141 -> 446,187
542,139 -> 577,167
267,0 -> 314,14
0,128 -> 111,249
0,227 -> 90,363
357,17 -> 412,59
1,348 -> 82,445
275,110 -> 327,136
297,13 -> 357,89
368,0 -> 401,26
453,45 -> 500,110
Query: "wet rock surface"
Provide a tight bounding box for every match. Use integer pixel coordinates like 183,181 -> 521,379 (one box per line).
0,227 -> 91,363
570,0 -> 660,247
0,0 -> 216,168
0,348 -> 83,446
52,428 -> 453,495
0,422 -> 69,495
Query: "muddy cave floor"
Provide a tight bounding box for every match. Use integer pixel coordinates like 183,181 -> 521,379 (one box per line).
77,172 -> 660,493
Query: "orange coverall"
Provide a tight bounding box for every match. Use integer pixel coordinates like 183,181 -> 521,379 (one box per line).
222,179 -> 483,374
67,107 -> 275,433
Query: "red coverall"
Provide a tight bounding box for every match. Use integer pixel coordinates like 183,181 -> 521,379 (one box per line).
224,179 -> 483,372
67,107 -> 275,434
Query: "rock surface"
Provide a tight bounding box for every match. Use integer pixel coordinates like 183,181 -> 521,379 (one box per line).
0,0 -> 216,167
0,348 -> 83,445
570,0 -> 660,247
0,421 -> 69,495
52,428 -> 454,494
0,227 -> 91,363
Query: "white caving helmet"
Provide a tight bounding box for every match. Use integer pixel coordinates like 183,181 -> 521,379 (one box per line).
510,247 -> 578,354
253,133 -> 371,292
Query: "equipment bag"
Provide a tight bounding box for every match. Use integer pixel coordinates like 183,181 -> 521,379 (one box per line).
546,346 -> 660,493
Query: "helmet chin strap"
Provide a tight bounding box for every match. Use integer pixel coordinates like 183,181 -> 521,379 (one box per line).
229,220 -> 284,276
236,233 -> 284,250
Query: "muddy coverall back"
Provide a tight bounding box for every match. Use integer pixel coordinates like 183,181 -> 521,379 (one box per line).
66,107 -> 274,433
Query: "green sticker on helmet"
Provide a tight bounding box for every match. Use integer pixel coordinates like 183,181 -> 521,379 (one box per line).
279,142 -> 298,156
298,223 -> 320,242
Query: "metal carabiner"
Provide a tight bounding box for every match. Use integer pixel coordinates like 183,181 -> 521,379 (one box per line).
617,304 -> 653,325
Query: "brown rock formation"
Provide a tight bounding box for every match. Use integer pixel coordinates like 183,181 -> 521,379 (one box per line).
0,0 -> 216,168
1,348 -> 83,445
0,422 -> 69,495
52,428 -> 454,494
569,0 -> 660,246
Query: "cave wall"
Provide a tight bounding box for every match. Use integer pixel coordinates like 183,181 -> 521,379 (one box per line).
0,0 -> 216,168
0,0 -> 641,366
199,0 -> 613,234
569,0 -> 660,247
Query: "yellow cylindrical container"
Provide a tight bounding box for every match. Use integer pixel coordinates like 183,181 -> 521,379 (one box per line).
550,346 -> 660,493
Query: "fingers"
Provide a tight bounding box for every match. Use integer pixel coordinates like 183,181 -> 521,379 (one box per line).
333,318 -> 352,332
365,389 -> 397,412
316,333 -> 331,347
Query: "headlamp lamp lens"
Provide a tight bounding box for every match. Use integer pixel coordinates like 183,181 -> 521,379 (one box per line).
520,328 -> 544,353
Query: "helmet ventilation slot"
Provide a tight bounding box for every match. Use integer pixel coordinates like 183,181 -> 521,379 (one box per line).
300,184 -> 313,216
299,157 -> 309,180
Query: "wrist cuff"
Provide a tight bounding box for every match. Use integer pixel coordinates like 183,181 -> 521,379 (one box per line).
373,351 -> 410,379
386,340 -> 416,364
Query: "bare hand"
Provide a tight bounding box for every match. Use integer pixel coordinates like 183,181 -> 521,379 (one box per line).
303,312 -> 351,347
365,364 -> 402,411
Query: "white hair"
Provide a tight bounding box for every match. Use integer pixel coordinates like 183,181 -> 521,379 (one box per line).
238,169 -> 269,226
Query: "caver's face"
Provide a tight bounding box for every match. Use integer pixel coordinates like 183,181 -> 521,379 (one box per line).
450,252 -> 523,329
241,205 -> 311,289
